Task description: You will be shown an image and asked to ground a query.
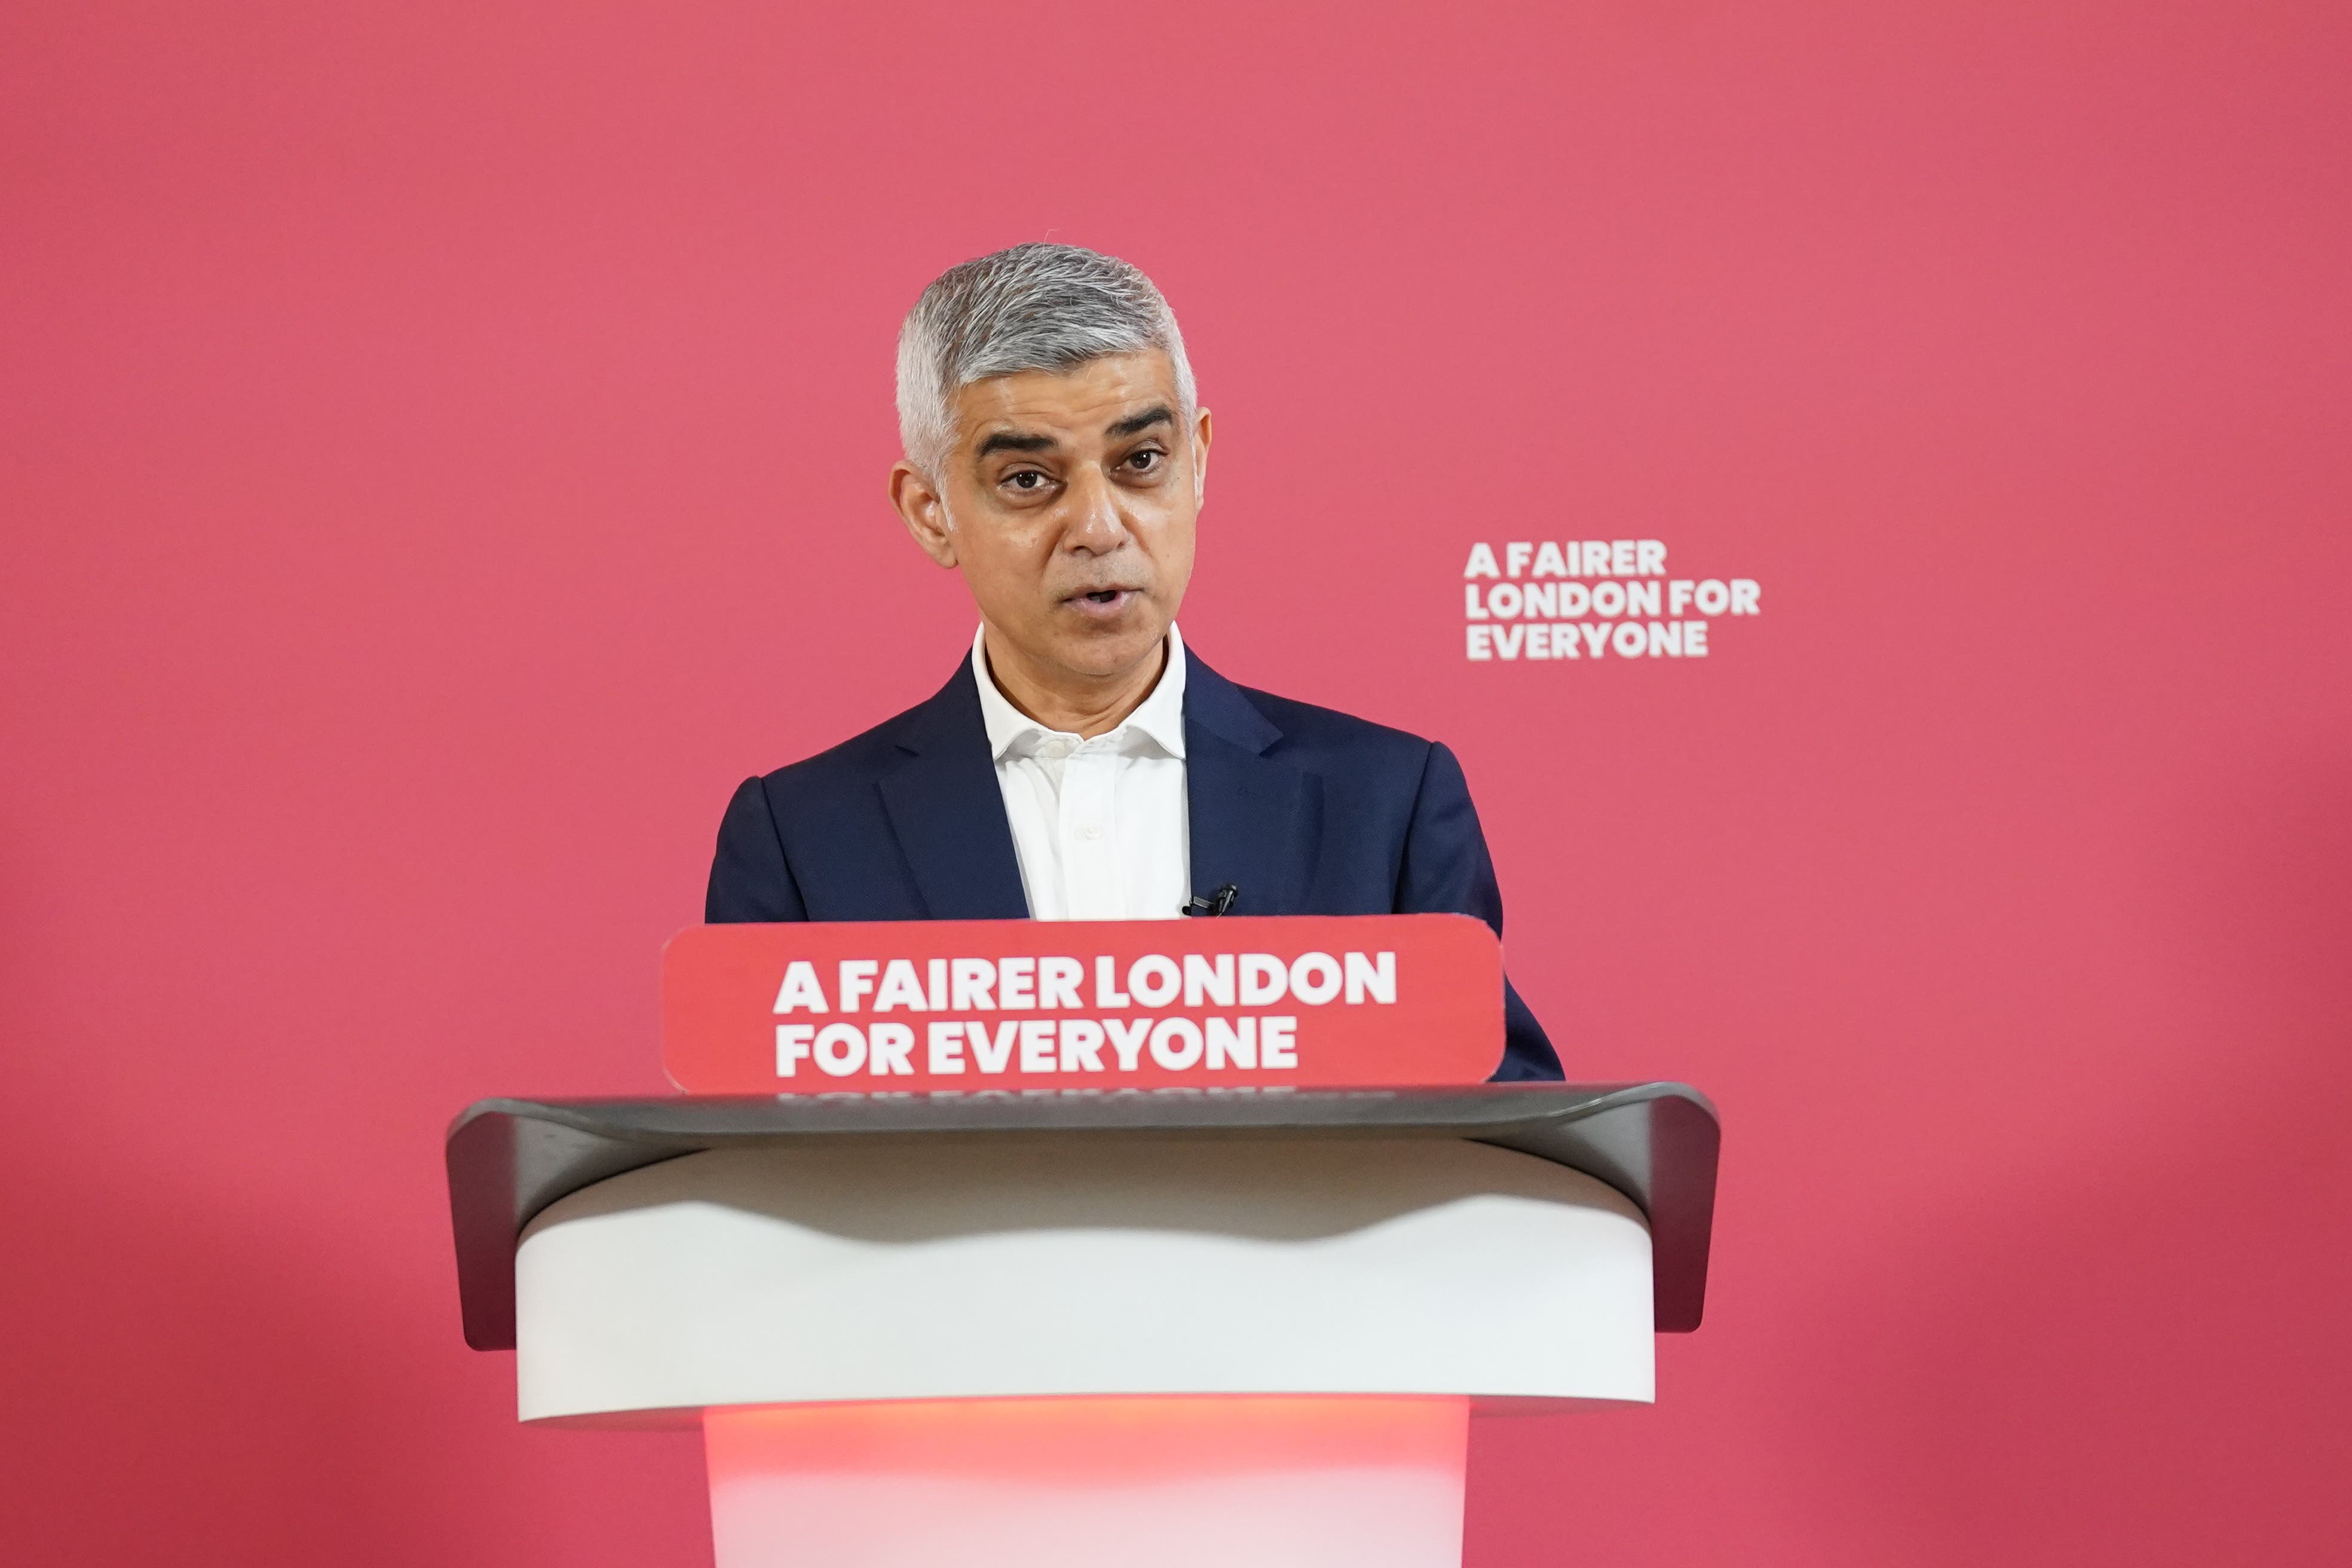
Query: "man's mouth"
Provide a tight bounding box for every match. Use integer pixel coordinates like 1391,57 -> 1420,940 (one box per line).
1065,587 -> 1140,617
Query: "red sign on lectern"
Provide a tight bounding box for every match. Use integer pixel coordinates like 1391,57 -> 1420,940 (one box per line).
662,914 -> 1503,1093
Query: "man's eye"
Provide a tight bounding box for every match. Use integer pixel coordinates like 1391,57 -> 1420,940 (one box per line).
1006,471 -> 1048,491
1126,449 -> 1163,471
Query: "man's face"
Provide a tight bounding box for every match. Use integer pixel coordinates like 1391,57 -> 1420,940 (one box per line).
892,350 -> 1208,687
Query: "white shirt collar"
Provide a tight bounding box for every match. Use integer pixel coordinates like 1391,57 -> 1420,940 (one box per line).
972,623 -> 1189,761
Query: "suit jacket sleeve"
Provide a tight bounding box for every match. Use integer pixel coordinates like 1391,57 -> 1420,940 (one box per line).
705,776 -> 811,923
1395,742 -> 1564,1081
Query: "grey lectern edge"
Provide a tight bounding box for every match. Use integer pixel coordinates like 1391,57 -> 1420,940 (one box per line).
446,1082 -> 1719,1357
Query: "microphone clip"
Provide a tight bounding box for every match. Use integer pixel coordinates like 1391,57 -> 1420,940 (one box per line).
1182,883 -> 1240,917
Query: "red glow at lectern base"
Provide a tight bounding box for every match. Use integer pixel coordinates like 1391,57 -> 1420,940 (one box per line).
704,1395 -> 1471,1567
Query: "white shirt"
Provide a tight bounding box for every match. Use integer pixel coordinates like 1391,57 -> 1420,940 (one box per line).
972,624 -> 1192,922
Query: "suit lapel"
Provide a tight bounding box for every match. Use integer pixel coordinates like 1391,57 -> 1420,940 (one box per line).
877,662 -> 1031,920
1183,653 -> 1319,915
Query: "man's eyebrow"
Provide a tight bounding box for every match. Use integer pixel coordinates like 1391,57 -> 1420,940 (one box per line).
976,430 -> 1058,458
1106,406 -> 1175,439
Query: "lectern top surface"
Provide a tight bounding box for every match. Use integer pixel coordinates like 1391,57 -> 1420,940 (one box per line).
445,1083 -> 1718,1350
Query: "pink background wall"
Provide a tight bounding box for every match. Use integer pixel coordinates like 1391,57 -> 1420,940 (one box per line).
5,2 -> 2348,1561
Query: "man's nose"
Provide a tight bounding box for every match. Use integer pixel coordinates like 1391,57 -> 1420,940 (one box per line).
1059,467 -> 1132,555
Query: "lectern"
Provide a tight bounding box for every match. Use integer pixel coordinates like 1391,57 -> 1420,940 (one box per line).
445,1083 -> 1719,1567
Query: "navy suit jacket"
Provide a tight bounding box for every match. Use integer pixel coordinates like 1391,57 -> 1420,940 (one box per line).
705,650 -> 1562,1080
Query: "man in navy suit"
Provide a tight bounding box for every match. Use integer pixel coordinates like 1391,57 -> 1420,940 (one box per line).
708,244 -> 1560,1080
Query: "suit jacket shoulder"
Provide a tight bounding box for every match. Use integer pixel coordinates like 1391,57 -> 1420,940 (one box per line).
709,664 -> 1026,923
754,690 -> 929,811
1232,681 -> 1437,770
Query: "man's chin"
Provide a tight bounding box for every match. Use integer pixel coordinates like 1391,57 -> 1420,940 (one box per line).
1045,615 -> 1166,682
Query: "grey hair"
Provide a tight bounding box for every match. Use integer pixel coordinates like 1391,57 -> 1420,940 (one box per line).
895,243 -> 1196,478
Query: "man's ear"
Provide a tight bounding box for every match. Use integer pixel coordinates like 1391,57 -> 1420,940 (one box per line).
889,460 -> 958,568
1190,407 -> 1213,506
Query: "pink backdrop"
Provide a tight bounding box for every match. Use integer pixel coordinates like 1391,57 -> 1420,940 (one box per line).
6,3 -> 2348,1562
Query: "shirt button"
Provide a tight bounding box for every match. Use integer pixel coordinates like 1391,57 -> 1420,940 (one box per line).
1040,738 -> 1071,759
1079,822 -> 1106,841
